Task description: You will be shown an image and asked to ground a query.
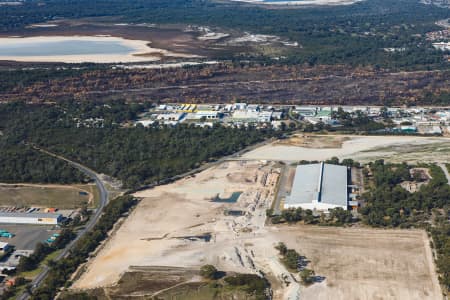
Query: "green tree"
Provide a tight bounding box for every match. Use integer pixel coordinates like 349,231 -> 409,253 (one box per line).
200,264 -> 218,280
300,268 -> 315,285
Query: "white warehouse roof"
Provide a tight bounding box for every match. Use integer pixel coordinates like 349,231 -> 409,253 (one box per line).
285,163 -> 348,211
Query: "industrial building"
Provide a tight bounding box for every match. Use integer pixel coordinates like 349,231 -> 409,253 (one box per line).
285,162 -> 349,211
0,212 -> 62,225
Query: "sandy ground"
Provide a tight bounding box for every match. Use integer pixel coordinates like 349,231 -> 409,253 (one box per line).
73,158 -> 442,300
275,226 -> 442,300
274,134 -> 350,148
0,36 -> 197,63
73,161 -> 287,293
242,135 -> 450,163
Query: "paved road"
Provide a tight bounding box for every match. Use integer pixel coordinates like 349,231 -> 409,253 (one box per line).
17,148 -> 109,300
273,163 -> 289,215
17,136 -> 283,299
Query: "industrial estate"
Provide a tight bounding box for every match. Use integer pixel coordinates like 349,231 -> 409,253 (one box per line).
1,0 -> 450,299
135,103 -> 450,135
1,101 -> 450,299
68,133 -> 446,300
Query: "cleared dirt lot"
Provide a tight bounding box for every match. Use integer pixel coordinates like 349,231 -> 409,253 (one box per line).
274,226 -> 441,300
273,135 -> 350,149
242,134 -> 450,163
73,161 -> 281,292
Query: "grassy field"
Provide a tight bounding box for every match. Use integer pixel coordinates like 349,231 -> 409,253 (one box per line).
0,184 -> 99,209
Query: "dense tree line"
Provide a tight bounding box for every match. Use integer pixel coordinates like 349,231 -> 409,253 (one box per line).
331,108 -> 387,132
31,195 -> 138,299
1,0 -> 449,69
1,102 -> 277,188
29,125 -> 275,188
269,206 -> 354,226
0,144 -> 87,184
430,214 -> 450,293
198,265 -> 270,299
224,274 -> 269,299
360,160 -> 450,227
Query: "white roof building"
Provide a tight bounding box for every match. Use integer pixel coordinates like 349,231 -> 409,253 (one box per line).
233,103 -> 247,110
194,111 -> 219,119
136,120 -> 154,127
285,163 -> 348,211
0,212 -> 62,225
258,111 -> 273,122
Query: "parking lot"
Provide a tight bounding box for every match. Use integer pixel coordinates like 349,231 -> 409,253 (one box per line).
0,224 -> 59,250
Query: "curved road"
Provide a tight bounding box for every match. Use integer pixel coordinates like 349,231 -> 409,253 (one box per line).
17,137 -> 279,299
18,149 -> 109,300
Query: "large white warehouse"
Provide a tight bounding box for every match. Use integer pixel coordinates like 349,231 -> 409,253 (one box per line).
0,212 -> 62,225
285,162 -> 349,211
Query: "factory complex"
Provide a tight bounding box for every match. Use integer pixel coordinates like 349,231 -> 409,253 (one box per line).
285,162 -> 349,211
131,102 -> 450,136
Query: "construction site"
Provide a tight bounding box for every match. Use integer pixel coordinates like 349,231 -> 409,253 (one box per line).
71,135 -> 443,300
73,161 -> 285,292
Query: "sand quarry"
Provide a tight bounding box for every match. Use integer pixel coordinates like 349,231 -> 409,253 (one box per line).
73,135 -> 445,299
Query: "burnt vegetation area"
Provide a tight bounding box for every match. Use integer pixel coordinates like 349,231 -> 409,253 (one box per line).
1,0 -> 450,105
1,64 -> 450,106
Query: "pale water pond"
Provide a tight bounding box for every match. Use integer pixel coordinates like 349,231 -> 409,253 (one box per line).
0,39 -> 135,56
0,36 -> 189,63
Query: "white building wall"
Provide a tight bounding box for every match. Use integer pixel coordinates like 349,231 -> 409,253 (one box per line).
0,217 -> 59,225
284,202 -> 347,211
